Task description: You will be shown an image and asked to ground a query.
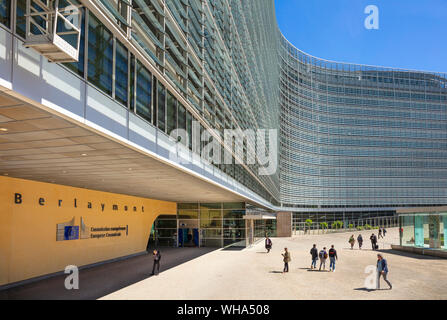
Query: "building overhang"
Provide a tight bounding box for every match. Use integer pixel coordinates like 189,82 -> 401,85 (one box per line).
397,207 -> 447,214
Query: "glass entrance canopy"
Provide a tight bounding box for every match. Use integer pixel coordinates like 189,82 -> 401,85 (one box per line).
398,207 -> 447,250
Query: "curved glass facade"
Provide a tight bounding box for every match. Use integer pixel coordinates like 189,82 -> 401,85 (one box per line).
279,36 -> 447,208
3,0 -> 446,210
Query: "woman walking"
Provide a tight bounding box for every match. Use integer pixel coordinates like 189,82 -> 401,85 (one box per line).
349,235 -> 356,250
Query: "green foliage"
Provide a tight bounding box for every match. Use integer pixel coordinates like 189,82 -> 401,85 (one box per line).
365,224 -> 372,230
320,222 -> 328,229
357,226 -> 364,231
348,224 -> 354,229
331,221 -> 343,229
305,219 -> 313,227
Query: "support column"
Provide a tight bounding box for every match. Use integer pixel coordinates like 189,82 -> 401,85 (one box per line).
276,212 -> 292,237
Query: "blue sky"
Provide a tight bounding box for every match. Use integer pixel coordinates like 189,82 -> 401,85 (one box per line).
275,0 -> 447,74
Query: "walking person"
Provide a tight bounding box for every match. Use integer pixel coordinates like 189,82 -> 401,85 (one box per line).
319,247 -> 328,271
370,233 -> 378,250
310,244 -> 318,270
376,254 -> 392,290
348,234 -> 356,250
282,248 -> 291,273
357,234 -> 363,249
328,245 -> 338,272
383,228 -> 387,237
265,236 -> 272,253
378,228 -> 383,239
151,249 -> 161,275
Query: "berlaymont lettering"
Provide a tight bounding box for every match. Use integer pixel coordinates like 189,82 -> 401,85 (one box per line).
14,192 -> 146,213
0,176 -> 176,286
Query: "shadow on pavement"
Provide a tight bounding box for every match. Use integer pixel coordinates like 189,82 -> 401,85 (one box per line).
0,247 -> 217,300
354,287 -> 391,292
376,248 -> 444,260
221,246 -> 245,251
354,287 -> 375,292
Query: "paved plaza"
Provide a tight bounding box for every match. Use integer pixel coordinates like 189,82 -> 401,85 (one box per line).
102,228 -> 447,300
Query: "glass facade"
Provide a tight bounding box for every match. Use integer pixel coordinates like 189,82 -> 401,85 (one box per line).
153,203 -> 275,248
280,36 -> 447,208
399,212 -> 447,250
4,1 -> 446,216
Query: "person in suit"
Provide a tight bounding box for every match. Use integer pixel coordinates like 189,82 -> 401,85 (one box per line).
151,249 -> 161,275
370,233 -> 378,250
310,244 -> 318,269
376,254 -> 392,290
282,248 -> 291,273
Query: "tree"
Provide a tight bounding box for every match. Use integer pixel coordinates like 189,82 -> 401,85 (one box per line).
305,219 -> 313,231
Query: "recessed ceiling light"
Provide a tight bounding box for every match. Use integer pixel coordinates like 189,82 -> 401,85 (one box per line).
4,173 -> 8,176
128,168 -> 133,171
81,153 -> 87,156
0,128 -> 8,132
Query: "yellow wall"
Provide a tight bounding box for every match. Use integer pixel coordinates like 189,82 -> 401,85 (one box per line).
0,176 -> 176,286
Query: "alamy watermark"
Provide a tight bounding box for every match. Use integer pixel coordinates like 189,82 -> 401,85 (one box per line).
168,121 -> 278,176
365,5 -> 379,30
64,265 -> 79,290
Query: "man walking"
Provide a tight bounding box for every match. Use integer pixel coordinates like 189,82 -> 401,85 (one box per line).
376,254 -> 392,290
383,228 -> 387,237
378,228 -> 383,239
370,233 -> 378,250
310,244 -> 318,270
151,249 -> 161,275
328,245 -> 338,272
357,234 -> 363,249
282,248 -> 291,273
319,247 -> 328,271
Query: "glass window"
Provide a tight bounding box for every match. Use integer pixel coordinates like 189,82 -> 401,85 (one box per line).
129,54 -> 135,110
115,40 -> 128,106
0,0 -> 11,28
178,103 -> 186,130
157,81 -> 166,132
135,61 -> 152,122
200,208 -> 222,220
152,78 -> 157,126
16,0 -> 26,37
177,209 -> 198,219
200,219 -> 222,228
223,219 -> 246,228
88,13 -> 113,95
223,209 -> 245,219
202,229 -> 222,238
200,203 -> 222,210
155,219 -> 177,228
64,8 -> 85,77
223,202 -> 245,209
178,203 -> 199,210
167,92 -> 177,134
186,111 -> 192,150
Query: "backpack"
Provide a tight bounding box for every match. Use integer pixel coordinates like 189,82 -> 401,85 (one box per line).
319,250 -> 325,259
324,252 -> 328,259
